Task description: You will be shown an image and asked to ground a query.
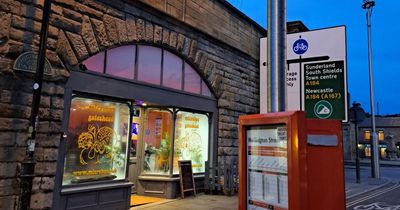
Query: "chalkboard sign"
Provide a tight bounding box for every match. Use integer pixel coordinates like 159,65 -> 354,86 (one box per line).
178,160 -> 196,198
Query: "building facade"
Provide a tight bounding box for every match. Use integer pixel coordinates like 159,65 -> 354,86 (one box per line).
343,116 -> 400,160
0,0 -> 266,209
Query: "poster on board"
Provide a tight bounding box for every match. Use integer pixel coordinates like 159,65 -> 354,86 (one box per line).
246,125 -> 288,210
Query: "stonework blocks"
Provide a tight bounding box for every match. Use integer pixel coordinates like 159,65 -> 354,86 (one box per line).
0,195 -> 17,210
81,15 -> 99,55
90,17 -> 110,50
135,19 -> 145,41
126,15 -> 137,42
30,192 -> 53,209
66,32 -> 89,61
56,30 -> 78,66
103,15 -> 119,45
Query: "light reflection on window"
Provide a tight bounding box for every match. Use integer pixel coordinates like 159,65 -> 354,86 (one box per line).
83,52 -> 105,73
138,46 -> 162,85
184,63 -> 201,94
81,45 -> 212,98
163,51 -> 183,90
106,45 -> 135,79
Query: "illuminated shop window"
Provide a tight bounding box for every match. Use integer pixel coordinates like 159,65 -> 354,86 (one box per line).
365,145 -> 371,157
63,97 -> 130,186
378,130 -> 384,141
380,147 -> 386,158
130,110 -> 140,158
364,130 -> 371,140
143,109 -> 173,175
81,45 -> 212,97
173,111 -> 209,174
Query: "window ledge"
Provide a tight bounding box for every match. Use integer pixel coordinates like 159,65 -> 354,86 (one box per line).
61,181 -> 133,195
138,174 -> 204,182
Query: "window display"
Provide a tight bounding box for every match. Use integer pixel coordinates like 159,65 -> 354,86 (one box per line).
173,112 -> 209,174
62,97 -> 130,185
143,109 -> 172,175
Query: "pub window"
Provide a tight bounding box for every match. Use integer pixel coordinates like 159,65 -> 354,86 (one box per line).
62,97 -> 130,186
142,109 -> 173,175
364,130 -> 371,140
378,130 -> 384,141
173,111 -> 209,174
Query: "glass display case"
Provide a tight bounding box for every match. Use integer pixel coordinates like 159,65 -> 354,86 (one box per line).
62,97 -> 130,185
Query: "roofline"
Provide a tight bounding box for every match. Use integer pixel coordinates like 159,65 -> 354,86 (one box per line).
217,1 -> 309,34
217,0 -> 266,33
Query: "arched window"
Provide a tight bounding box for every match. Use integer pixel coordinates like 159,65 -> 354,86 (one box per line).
82,45 -> 212,97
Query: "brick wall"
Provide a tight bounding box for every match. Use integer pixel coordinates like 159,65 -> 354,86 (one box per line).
0,0 -> 263,209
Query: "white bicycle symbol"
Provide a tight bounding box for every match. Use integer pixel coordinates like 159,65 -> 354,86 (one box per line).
293,42 -> 308,52
354,202 -> 400,210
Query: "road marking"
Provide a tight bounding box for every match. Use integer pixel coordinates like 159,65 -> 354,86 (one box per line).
346,182 -> 400,208
353,202 -> 400,210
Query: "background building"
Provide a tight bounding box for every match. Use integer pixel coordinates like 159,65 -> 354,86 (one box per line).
343,115 -> 400,160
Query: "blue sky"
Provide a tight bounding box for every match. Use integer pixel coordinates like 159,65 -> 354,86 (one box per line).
228,0 -> 399,115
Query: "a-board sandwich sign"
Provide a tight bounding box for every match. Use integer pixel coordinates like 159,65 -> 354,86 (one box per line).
260,26 -> 348,121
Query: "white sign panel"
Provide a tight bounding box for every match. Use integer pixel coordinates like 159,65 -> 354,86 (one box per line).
260,26 -> 348,121
247,126 -> 288,210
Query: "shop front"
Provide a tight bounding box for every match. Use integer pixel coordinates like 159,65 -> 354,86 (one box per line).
53,44 -> 217,209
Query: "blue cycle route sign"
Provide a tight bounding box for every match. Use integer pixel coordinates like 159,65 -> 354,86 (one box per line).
292,39 -> 308,55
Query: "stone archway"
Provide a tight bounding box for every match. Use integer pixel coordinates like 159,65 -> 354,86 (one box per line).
54,15 -> 216,88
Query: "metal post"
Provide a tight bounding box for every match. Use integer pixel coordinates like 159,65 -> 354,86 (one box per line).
349,101 -> 366,183
362,0 -> 379,179
267,0 -> 286,112
354,122 -> 361,183
18,0 -> 52,209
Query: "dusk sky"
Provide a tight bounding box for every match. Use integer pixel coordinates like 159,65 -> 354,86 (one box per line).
227,0 -> 399,115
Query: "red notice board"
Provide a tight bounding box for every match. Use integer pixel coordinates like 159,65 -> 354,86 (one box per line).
238,111 -> 307,210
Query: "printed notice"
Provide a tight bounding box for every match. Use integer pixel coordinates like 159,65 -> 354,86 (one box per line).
247,125 -> 288,210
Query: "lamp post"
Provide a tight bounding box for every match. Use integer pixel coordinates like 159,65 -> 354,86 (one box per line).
362,0 -> 380,179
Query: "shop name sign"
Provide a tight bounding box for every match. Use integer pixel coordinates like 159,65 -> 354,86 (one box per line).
13,52 -> 52,75
260,26 -> 348,121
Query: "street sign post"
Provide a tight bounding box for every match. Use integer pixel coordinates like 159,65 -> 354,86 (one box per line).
260,26 -> 348,121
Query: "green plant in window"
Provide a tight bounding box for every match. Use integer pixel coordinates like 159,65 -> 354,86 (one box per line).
190,146 -> 202,166
156,132 -> 170,172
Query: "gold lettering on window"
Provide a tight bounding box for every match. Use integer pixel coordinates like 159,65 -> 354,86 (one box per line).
78,125 -> 116,165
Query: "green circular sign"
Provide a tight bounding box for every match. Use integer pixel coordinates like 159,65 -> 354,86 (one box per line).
314,100 -> 333,119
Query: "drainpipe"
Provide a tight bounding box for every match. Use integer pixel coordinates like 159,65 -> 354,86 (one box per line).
18,0 -> 52,209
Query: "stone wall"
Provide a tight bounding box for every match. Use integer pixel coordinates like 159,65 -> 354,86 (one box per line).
0,0 -> 263,209
138,0 -> 265,60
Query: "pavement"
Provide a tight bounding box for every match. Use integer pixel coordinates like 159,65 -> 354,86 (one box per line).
131,160 -> 400,210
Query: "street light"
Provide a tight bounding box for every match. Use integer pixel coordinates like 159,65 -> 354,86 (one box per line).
362,0 -> 380,179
